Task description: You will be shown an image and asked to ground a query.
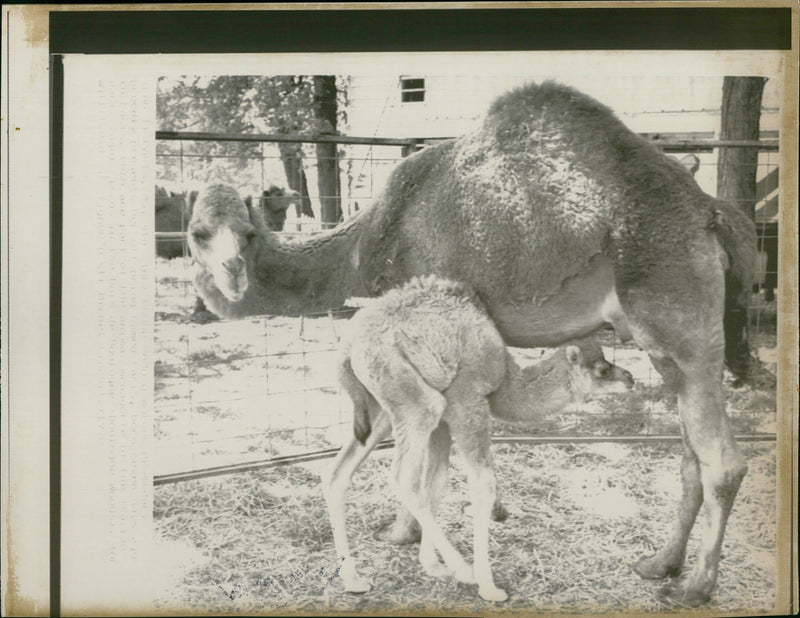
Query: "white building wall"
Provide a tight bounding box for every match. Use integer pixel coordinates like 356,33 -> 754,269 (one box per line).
342,74 -> 780,217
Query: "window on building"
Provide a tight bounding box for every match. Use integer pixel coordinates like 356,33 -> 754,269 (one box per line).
400,77 -> 425,103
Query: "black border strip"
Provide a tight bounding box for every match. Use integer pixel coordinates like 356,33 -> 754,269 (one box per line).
49,53 -> 63,618
50,7 -> 792,54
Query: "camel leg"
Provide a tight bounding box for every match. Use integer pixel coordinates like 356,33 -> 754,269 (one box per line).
634,435 -> 702,580
363,354 -> 474,584
392,430 -> 475,586
374,437 -> 447,545
619,236 -> 748,606
449,399 -> 507,602
373,443 -> 452,546
628,317 -> 745,605
323,409 -> 393,594
378,417 -> 506,544
634,356 -> 702,580
418,422 -> 453,577
373,507 -> 422,544
658,367 -> 746,606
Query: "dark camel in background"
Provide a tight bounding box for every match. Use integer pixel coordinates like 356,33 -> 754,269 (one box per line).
155,184 -> 299,258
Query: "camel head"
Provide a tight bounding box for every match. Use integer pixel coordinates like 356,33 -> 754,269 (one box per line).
188,184 -> 259,303
243,185 -> 301,232
563,339 -> 635,402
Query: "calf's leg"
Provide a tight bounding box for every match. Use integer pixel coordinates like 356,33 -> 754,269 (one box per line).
392,433 -> 475,586
417,422 -> 453,576
324,409 -> 392,593
449,398 -> 507,602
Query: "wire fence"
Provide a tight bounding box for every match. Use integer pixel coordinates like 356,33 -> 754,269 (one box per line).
154,133 -> 779,484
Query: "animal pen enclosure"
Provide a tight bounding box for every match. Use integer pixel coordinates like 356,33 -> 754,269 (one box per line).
152,132 -> 781,615
154,132 -> 780,483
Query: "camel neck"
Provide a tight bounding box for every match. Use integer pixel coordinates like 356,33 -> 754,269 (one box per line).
245,214 -> 367,315
489,350 -> 573,424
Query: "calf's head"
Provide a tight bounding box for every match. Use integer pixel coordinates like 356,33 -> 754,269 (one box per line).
563,340 -> 635,402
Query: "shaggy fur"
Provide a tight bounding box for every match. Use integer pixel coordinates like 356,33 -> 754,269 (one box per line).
189,81 -> 758,605
328,276 -> 634,600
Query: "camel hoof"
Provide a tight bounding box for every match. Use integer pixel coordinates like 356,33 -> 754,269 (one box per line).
343,578 -> 372,594
633,555 -> 682,580
452,565 -> 477,585
460,501 -> 509,522
373,520 -> 421,545
422,560 -> 452,579
479,585 -> 508,602
657,581 -> 711,608
339,558 -> 372,594
492,502 -> 510,522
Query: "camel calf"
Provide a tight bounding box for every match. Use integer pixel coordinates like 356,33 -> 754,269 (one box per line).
325,276 -> 634,602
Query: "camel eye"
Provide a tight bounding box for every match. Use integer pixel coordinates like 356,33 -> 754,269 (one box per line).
239,228 -> 257,248
191,227 -> 211,243
595,363 -> 611,379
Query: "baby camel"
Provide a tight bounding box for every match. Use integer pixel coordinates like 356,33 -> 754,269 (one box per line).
326,276 -> 634,602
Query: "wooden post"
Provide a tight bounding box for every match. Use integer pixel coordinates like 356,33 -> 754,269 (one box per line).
717,76 -> 767,220
314,76 -> 342,227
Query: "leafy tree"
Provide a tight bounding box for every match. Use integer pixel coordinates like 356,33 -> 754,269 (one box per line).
157,75 -> 347,220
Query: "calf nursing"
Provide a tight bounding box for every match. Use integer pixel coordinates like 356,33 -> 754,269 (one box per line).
189,81 -> 757,605
326,276 -> 634,601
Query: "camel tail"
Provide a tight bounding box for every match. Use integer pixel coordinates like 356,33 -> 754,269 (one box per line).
339,356 -> 373,445
712,200 -> 758,383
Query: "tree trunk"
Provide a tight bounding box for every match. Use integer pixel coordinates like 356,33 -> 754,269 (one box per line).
313,75 -> 342,227
717,76 -> 767,220
277,142 -> 314,220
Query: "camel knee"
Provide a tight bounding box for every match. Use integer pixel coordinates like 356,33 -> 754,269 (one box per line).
708,458 -> 747,501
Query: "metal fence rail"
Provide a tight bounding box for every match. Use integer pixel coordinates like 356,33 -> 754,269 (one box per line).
154,133 -> 780,483
153,433 -> 777,486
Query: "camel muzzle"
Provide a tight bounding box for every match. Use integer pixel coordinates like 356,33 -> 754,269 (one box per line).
222,256 -> 245,276
214,258 -> 248,301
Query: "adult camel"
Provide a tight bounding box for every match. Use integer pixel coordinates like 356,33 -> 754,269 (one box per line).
187,81 -> 756,606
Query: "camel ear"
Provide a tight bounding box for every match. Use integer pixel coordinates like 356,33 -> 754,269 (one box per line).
677,153 -> 700,176
242,193 -> 262,225
188,190 -> 199,210
565,345 -> 581,366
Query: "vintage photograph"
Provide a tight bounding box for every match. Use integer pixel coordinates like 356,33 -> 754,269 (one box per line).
2,4 -> 795,616
151,71 -> 781,614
